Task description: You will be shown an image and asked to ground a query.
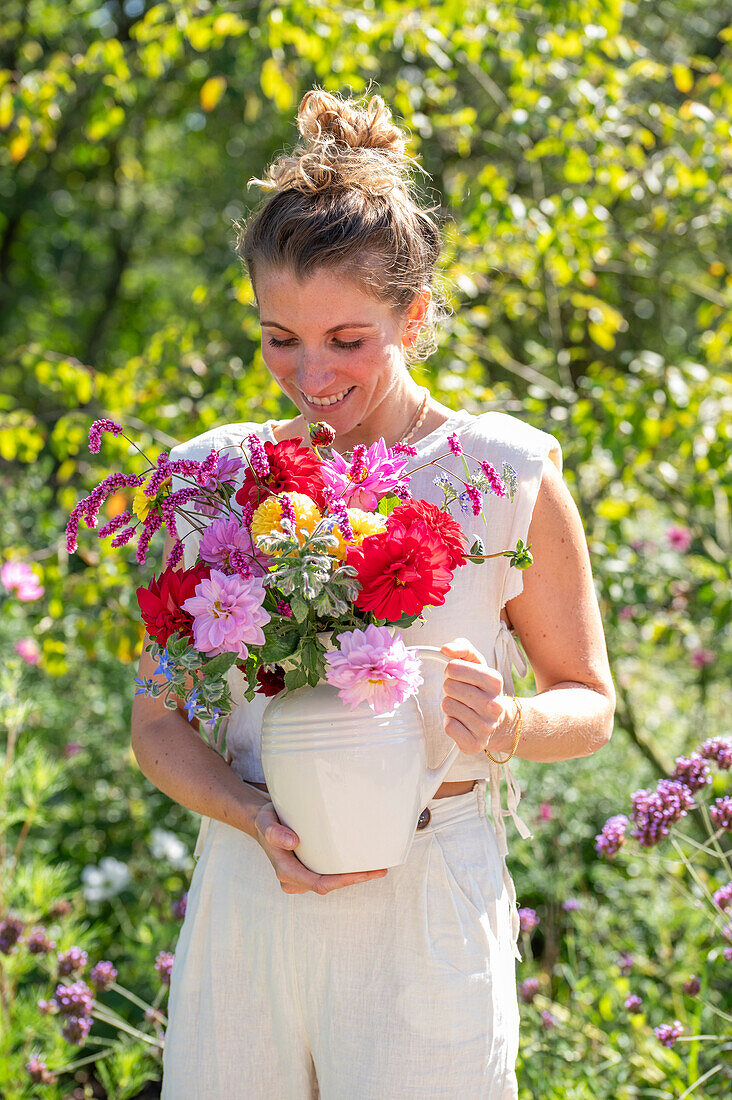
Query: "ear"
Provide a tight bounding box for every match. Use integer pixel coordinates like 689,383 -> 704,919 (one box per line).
402,287 -> 432,348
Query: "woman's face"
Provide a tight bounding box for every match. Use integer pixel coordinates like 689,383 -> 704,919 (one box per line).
255,265 -> 428,448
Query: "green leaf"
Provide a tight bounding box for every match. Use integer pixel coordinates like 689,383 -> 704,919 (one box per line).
290,594 -> 309,623
202,651 -> 239,677
260,629 -> 300,663
284,666 -> 308,691
376,494 -> 401,516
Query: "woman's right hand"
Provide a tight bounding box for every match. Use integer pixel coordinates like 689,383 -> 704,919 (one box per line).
253,802 -> 388,895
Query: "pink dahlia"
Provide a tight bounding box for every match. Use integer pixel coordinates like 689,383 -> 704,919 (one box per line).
321,439 -> 410,510
181,569 -> 270,658
324,625 -> 423,713
1,560 -> 44,601
198,517 -> 253,573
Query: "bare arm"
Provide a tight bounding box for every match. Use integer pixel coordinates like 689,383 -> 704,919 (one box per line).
441,455 -> 616,763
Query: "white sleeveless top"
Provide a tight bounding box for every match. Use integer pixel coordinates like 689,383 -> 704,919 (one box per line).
170,409 -> 562,940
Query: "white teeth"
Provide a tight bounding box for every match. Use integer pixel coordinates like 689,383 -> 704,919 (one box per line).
304,387 -> 352,407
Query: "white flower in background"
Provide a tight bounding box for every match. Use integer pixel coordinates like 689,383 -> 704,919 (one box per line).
150,828 -> 189,869
81,857 -> 131,903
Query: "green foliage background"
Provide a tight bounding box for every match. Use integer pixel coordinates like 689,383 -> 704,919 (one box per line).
1,0 -> 730,1096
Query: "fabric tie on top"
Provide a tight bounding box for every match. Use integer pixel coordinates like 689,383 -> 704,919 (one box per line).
488,619 -> 534,960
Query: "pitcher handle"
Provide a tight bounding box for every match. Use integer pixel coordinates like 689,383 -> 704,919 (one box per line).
409,645 -> 461,807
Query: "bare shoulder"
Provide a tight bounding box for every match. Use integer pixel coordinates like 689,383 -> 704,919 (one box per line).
506,457 -> 614,697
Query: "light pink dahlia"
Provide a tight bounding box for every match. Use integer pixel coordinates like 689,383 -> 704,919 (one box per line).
1,560 -> 44,601
324,625 -> 423,713
181,569 -> 270,658
198,517 -> 253,573
320,439 -> 410,510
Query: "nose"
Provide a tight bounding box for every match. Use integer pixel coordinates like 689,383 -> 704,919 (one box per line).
296,356 -> 338,398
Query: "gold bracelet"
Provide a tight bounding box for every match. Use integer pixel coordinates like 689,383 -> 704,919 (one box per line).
484,695 -> 522,765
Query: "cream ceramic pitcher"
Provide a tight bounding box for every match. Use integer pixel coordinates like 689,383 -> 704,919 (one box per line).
260,647 -> 459,874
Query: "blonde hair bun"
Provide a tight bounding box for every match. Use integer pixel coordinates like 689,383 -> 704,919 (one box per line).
251,88 -> 416,196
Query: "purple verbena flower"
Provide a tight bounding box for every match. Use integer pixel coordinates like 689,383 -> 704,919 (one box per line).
618,951 -> 635,975
683,975 -> 701,996
540,1009 -> 558,1030
53,980 -> 93,1017
325,626 -> 423,713
595,815 -> 628,858
562,898 -> 582,911
518,977 -> 539,1003
26,1056 -> 57,1084
0,916 -> 24,954
654,1020 -> 683,1047
699,738 -> 732,770
672,752 -> 712,794
62,1014 -> 92,1045
724,946 -> 732,962
172,892 -> 188,920
88,418 -> 123,453
630,779 -> 694,847
26,927 -> 56,955
625,994 -> 643,1013
710,797 -> 732,832
518,907 -> 539,933
57,946 -> 87,976
155,950 -> 175,985
90,961 -> 118,991
713,882 -> 732,911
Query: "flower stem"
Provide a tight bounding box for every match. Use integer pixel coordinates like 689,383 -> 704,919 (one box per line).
109,980 -> 166,1021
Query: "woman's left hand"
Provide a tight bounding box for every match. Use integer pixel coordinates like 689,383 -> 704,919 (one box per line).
440,638 -> 512,755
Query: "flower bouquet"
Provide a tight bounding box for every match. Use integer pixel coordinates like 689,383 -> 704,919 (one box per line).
67,418 -> 531,743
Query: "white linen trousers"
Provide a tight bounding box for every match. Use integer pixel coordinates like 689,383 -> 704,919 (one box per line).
161,780 -> 520,1099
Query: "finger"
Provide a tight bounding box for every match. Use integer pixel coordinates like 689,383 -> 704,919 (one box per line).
442,676 -> 503,710
260,819 -> 300,851
442,695 -> 502,734
440,638 -> 486,665
311,869 -> 389,895
441,710 -> 486,753
444,659 -> 503,693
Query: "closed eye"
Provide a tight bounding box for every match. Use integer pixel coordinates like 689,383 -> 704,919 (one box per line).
267,336 -> 364,350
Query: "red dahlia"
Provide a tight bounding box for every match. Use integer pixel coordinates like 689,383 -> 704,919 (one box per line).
136,562 -> 211,647
235,438 -> 327,511
255,665 -> 286,697
346,519 -> 454,621
388,499 -> 468,569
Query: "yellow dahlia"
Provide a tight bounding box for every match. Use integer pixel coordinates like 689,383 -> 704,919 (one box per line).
251,492 -> 322,552
133,475 -> 171,522
328,509 -> 387,560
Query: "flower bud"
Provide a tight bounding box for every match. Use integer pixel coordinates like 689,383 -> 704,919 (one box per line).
308,422 -> 336,448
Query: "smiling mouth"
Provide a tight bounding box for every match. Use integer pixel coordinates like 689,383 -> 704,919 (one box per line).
301,386 -> 354,408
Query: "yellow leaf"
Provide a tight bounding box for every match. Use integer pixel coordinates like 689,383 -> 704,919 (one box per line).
597,499 -> 630,520
10,133 -> 30,162
672,63 -> 693,93
0,90 -> 12,130
200,75 -> 226,113
589,322 -> 616,350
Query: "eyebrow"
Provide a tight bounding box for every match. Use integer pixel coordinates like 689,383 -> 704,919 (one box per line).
261,321 -> 375,334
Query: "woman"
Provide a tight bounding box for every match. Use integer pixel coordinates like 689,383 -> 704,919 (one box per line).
131,88 -> 615,1099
